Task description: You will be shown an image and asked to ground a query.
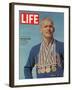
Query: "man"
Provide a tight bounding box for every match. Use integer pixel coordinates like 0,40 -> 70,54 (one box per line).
24,17 -> 64,79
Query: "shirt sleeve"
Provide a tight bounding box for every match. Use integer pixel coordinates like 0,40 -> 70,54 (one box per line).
59,42 -> 64,69
24,47 -> 35,79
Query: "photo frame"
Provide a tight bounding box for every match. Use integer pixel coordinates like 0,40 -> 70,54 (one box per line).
9,2 -> 70,87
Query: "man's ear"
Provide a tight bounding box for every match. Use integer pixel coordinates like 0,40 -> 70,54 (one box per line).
53,27 -> 55,32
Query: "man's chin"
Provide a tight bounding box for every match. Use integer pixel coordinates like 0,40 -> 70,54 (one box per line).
45,35 -> 52,39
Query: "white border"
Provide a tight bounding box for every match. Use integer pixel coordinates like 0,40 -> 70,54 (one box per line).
14,4 -> 69,86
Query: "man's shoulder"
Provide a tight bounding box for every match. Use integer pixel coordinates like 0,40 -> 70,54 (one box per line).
55,39 -> 64,53
29,43 -> 41,55
55,39 -> 64,46
31,43 -> 41,50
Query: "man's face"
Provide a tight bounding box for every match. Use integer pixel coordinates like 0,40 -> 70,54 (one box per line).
40,19 -> 54,38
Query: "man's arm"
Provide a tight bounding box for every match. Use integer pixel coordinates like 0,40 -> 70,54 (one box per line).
24,47 -> 35,79
59,42 -> 64,69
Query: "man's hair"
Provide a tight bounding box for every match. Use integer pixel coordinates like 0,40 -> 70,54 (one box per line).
40,17 -> 55,31
40,17 -> 54,27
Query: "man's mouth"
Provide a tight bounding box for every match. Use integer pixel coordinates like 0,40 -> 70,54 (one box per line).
46,32 -> 52,34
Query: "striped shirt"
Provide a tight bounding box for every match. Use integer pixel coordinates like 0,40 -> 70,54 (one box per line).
36,39 -> 61,73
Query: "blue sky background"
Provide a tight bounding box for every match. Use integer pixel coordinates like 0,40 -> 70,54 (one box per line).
19,11 -> 64,79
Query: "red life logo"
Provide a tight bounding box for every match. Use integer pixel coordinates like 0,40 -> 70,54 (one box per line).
20,12 -> 39,25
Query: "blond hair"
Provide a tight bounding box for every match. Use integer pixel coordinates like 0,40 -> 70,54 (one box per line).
40,17 -> 54,27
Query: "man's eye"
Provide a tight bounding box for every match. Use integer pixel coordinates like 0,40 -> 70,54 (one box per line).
44,25 -> 47,28
44,25 -> 48,28
44,25 -> 53,28
49,25 -> 53,28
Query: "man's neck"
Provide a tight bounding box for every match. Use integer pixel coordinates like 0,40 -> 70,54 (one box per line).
43,37 -> 53,46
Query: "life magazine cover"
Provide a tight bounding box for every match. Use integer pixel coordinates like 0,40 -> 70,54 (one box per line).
19,11 -> 64,79
9,3 -> 70,87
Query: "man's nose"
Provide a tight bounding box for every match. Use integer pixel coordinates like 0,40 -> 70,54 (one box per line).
47,26 -> 50,29
47,26 -> 51,30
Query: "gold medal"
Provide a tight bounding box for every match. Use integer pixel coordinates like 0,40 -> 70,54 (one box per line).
51,66 -> 56,72
38,67 -> 45,74
41,67 -> 45,73
45,66 -> 51,73
38,68 -> 41,74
